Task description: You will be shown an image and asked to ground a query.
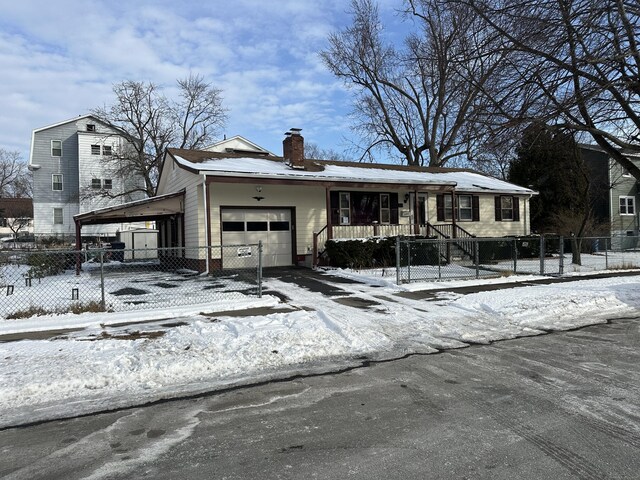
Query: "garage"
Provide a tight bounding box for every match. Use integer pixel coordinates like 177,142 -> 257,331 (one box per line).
221,208 -> 294,268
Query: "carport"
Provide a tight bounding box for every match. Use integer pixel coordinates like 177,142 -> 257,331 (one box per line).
73,191 -> 185,273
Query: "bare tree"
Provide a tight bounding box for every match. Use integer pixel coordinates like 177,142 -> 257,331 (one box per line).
321,0 -> 505,167
92,73 -> 227,198
450,0 -> 640,178
0,149 -> 31,197
304,142 -> 351,161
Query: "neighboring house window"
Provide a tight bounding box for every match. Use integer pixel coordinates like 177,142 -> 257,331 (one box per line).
86,124 -> 96,132
380,193 -> 391,224
103,145 -> 112,156
91,178 -> 101,189
494,196 -> 520,221
103,179 -> 113,190
52,174 -> 63,191
91,144 -> 101,155
436,194 -> 480,222
53,208 -> 63,224
619,196 -> 635,215
51,140 -> 62,157
339,192 -> 351,225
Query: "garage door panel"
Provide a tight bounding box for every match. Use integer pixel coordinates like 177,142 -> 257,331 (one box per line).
221,208 -> 293,268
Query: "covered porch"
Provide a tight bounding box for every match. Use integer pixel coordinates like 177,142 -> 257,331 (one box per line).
312,185 -> 473,267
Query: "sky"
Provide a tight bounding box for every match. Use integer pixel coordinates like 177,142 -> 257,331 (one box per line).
0,0 -> 405,163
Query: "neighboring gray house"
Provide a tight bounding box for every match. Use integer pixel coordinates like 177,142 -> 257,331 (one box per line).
28,115 -> 145,240
581,144 -> 640,248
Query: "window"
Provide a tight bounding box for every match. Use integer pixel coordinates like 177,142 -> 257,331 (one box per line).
53,208 -> 63,225
103,179 -> 113,190
91,178 -> 101,189
270,221 -> 290,231
222,221 -> 244,232
494,196 -> 520,221
247,221 -> 268,231
443,195 -> 454,221
458,195 -> 473,221
501,196 -> 514,220
52,174 -> 63,191
86,124 -> 96,132
339,192 -> 351,225
379,194 -> 391,224
91,144 -> 101,155
103,145 -> 112,156
51,140 -> 62,157
620,196 -> 635,215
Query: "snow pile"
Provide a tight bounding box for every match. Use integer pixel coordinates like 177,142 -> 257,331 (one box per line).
1,274 -> 639,427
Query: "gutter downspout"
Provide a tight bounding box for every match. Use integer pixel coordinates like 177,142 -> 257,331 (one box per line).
202,173 -> 210,274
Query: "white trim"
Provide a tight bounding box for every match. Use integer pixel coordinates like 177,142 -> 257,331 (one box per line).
202,173 -> 210,274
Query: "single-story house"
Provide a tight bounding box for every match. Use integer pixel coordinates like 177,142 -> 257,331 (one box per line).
141,130 -> 536,271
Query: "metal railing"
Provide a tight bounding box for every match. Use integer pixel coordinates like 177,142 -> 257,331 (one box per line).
0,244 -> 263,319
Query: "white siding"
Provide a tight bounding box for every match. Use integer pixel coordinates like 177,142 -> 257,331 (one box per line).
209,183 -> 326,257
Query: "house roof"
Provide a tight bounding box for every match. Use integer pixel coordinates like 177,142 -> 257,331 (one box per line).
166,148 -> 536,195
0,198 -> 33,217
203,135 -> 275,156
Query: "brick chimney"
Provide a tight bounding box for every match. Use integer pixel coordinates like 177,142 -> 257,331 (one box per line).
283,128 -> 304,169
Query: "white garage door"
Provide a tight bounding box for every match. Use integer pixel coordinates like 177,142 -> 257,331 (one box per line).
221,208 -> 293,268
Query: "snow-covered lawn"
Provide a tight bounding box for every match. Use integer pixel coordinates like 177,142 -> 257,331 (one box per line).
1,269 -> 640,428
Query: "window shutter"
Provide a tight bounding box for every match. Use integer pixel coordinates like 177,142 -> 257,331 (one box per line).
472,196 -> 480,222
330,191 -> 339,226
436,194 -> 445,222
495,196 -> 502,221
390,193 -> 399,224
513,197 -> 520,221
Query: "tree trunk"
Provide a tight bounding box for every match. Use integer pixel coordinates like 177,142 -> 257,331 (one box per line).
571,238 -> 582,265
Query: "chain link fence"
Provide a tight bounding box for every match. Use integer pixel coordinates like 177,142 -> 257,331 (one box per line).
0,244 -> 263,319
396,235 -> 640,284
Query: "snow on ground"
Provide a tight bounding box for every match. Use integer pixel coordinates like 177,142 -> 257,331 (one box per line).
1,270 -> 640,428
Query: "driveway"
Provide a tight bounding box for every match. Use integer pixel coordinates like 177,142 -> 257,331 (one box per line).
2,316 -> 639,479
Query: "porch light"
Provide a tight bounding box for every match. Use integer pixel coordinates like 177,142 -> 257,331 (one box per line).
404,193 -> 410,203
256,186 -> 262,193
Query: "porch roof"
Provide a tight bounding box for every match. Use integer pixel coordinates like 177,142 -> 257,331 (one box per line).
73,191 -> 185,226
168,149 -> 536,195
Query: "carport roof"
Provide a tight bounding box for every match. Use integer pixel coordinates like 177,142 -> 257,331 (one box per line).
74,191 -> 184,226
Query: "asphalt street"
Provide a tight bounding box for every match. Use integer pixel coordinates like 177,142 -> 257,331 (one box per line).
2,316 -> 640,480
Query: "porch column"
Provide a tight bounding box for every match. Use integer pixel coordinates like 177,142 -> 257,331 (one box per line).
326,187 -> 333,240
414,189 -> 420,235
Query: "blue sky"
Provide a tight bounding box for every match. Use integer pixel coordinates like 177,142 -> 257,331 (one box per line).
0,0 -> 403,162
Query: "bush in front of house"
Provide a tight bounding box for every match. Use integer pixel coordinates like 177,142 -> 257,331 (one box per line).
324,237 -> 397,269
323,236 -> 440,269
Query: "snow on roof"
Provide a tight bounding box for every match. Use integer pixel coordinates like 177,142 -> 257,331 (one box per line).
171,152 -> 535,195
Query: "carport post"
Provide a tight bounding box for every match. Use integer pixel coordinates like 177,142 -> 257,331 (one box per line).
257,240 -> 263,298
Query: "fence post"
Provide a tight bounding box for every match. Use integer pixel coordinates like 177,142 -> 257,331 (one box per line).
474,239 -> 479,279
407,240 -> 412,283
539,235 -> 545,275
438,240 -> 442,280
513,238 -> 517,274
605,237 -> 609,269
100,250 -> 105,310
257,241 -> 263,298
559,236 -> 564,275
396,237 -> 401,285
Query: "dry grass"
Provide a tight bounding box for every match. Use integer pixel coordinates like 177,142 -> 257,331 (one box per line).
7,301 -> 111,320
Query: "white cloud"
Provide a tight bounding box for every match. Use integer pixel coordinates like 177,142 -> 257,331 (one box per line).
0,0 -> 362,161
